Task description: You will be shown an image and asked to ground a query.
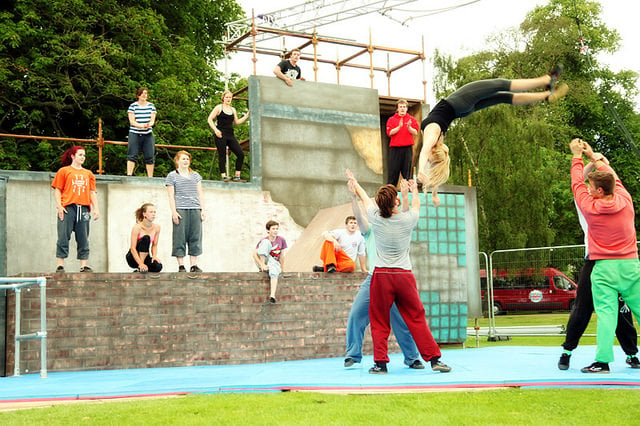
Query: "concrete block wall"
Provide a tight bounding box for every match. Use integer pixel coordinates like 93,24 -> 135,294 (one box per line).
249,76 -> 384,226
0,171 -> 302,275
4,273 -> 409,374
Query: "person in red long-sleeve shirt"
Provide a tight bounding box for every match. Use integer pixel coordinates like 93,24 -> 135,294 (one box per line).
386,99 -> 418,186
570,138 -> 640,374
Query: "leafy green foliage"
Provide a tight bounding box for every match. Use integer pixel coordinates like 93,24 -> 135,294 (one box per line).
0,0 -> 244,175
434,0 -> 640,252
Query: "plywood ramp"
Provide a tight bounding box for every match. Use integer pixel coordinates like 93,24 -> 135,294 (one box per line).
285,203 -> 355,272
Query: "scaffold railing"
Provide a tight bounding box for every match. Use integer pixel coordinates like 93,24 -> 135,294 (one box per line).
1,277 -> 48,378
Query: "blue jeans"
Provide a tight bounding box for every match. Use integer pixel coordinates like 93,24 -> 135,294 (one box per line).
345,274 -> 421,365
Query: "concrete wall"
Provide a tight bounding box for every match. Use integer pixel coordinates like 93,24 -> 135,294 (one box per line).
249,76 -> 384,226
2,171 -> 302,274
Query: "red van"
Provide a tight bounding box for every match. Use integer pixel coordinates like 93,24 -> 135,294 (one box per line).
480,267 -> 577,315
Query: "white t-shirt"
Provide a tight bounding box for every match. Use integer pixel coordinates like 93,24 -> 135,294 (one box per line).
330,228 -> 366,262
575,200 -> 589,259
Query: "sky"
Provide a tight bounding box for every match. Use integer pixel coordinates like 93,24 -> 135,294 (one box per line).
229,0 -> 639,107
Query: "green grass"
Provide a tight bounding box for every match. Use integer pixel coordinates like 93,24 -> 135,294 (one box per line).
1,313 -> 636,424
2,390 -> 640,425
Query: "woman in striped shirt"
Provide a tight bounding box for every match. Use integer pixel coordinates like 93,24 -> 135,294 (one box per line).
127,87 -> 157,177
166,151 -> 205,273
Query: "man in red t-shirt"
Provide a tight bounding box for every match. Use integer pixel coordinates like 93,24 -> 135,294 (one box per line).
386,99 -> 419,186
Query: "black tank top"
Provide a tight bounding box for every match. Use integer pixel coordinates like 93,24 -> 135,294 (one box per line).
216,108 -> 234,135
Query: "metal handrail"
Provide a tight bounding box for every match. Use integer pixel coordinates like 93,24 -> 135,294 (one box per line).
0,277 -> 47,378
0,118 -> 250,176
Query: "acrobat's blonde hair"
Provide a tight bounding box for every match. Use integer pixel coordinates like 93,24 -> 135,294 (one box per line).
424,144 -> 450,189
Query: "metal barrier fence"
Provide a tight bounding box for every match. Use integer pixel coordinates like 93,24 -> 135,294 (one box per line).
481,245 -> 585,340
1,277 -> 47,378
479,242 -> 640,340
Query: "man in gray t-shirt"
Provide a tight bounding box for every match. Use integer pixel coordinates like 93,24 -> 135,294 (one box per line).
347,170 -> 451,375
367,205 -> 417,271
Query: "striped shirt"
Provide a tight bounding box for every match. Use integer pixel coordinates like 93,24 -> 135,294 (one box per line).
165,170 -> 202,209
367,205 -> 418,270
128,102 -> 156,135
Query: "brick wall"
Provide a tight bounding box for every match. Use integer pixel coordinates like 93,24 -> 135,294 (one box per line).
4,273 -> 407,374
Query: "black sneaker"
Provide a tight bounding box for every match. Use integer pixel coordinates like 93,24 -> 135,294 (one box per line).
369,362 -> 387,374
79,266 -> 93,273
326,264 -> 337,273
269,296 -> 277,304
178,265 -> 187,272
626,356 -> 640,369
558,353 -> 571,370
409,360 -> 425,369
344,358 -> 356,368
190,265 -> 202,273
547,63 -> 563,89
55,265 -> 64,273
581,362 -> 610,373
312,265 -> 324,272
431,360 -> 452,373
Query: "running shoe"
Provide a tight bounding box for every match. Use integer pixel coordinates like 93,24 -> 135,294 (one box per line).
548,63 -> 564,90
369,362 -> 388,374
558,353 -> 571,370
626,356 -> 640,369
548,83 -> 569,103
431,360 -> 452,373
580,362 -> 610,373
409,360 -> 425,369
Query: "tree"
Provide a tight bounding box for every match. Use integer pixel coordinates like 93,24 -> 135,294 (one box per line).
0,0 -> 245,175
432,0 -> 640,252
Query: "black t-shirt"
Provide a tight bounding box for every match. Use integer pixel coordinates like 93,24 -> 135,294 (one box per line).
277,60 -> 301,80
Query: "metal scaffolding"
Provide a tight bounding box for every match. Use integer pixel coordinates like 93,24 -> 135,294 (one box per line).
226,0 -> 418,42
223,0 -> 427,101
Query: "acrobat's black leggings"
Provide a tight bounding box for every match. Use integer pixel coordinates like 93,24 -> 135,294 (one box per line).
445,78 -> 514,118
215,133 -> 245,173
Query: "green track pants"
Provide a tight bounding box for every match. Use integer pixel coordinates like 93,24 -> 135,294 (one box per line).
591,259 -> 640,363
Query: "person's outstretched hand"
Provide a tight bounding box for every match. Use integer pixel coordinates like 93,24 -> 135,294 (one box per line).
569,138 -> 584,156
432,193 -> 441,208
345,169 -> 355,181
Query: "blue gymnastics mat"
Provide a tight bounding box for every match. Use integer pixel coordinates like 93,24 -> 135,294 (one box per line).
2,346 -> 639,403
